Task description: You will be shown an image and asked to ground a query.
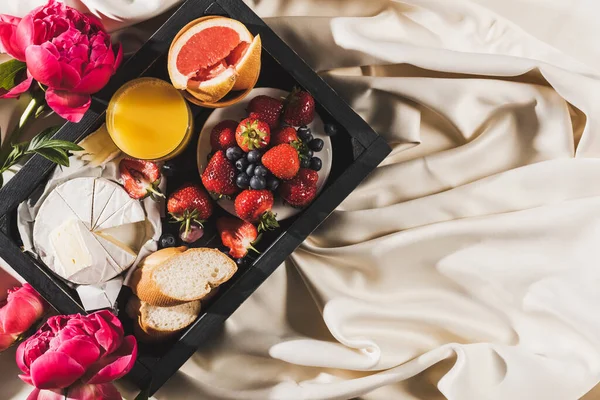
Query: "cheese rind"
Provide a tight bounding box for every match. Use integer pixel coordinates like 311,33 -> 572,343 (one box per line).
55,177 -> 95,229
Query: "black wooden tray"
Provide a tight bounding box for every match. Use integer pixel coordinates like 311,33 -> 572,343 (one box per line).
0,0 -> 390,394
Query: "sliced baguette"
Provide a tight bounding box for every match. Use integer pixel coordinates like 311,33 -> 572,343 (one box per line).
126,296 -> 201,343
133,248 -> 237,306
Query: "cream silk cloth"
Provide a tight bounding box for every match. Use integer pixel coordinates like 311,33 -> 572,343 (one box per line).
2,0 -> 600,399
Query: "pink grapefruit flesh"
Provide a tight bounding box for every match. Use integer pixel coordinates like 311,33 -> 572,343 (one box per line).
176,26 -> 250,81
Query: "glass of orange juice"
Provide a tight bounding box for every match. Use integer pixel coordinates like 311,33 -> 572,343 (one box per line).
106,77 -> 193,161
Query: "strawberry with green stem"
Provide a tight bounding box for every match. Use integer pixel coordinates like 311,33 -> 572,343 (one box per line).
168,183 -> 213,243
234,189 -> 279,232
217,217 -> 260,259
235,117 -> 270,152
119,158 -> 164,200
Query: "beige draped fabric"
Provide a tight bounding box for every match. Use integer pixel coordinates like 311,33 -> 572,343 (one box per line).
2,1 -> 600,399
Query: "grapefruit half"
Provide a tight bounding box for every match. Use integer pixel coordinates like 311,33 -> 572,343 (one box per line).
168,17 -> 262,103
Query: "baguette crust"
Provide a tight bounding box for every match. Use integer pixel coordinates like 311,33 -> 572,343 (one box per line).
132,247 -> 236,306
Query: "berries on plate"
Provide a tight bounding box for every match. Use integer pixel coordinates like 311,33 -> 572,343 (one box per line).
308,138 -> 324,152
310,157 -> 322,171
225,146 -> 244,161
210,120 -> 238,151
167,183 -> 213,243
236,172 -> 250,189
247,95 -> 284,129
119,158 -> 164,200
247,149 -> 262,164
280,168 -> 318,208
271,126 -> 299,146
236,157 -> 249,171
283,89 -> 315,126
217,217 -> 259,259
262,144 -> 300,180
236,117 -> 270,152
234,189 -> 279,231
202,150 -> 238,196
250,175 -> 266,190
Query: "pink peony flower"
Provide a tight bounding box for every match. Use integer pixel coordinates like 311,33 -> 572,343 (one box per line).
16,310 -> 137,391
0,0 -> 122,122
0,283 -> 48,352
26,382 -> 122,400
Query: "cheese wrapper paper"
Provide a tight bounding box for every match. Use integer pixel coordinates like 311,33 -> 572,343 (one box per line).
17,155 -> 164,311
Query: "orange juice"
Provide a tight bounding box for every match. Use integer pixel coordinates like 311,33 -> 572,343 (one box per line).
106,78 -> 193,160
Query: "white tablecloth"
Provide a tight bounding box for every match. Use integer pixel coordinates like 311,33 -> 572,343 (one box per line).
2,1 -> 600,399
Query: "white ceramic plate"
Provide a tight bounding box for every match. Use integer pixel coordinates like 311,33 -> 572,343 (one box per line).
197,87 -> 332,221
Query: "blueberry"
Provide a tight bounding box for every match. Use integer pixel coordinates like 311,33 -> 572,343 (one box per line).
236,258 -> 247,267
247,150 -> 262,164
309,138 -> 324,152
254,165 -> 268,177
306,149 -> 314,158
236,173 -> 250,189
250,175 -> 266,190
300,157 -> 311,168
226,146 -> 243,161
324,123 -> 338,136
310,157 -> 322,171
267,177 -> 280,191
235,157 -> 249,171
298,126 -> 312,141
161,162 -> 177,177
159,234 -> 177,248
246,163 -> 256,176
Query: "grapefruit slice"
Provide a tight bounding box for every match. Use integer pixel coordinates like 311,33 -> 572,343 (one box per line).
168,17 -> 261,103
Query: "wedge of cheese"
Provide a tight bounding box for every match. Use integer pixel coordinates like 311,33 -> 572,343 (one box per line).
33,177 -> 146,285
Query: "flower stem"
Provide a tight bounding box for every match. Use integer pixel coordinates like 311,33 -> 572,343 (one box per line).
0,95 -> 41,165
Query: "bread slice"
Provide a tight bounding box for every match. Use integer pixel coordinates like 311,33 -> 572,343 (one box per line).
126,296 -> 201,343
132,247 -> 237,306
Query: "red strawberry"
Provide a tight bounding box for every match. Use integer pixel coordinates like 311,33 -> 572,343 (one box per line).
216,217 -> 259,259
262,144 -> 300,180
168,183 -> 213,241
247,95 -> 284,128
271,126 -> 299,146
279,168 -> 318,208
119,158 -> 164,200
210,120 -> 238,151
201,150 -> 237,196
234,190 -> 279,232
283,88 -> 315,126
236,118 -> 271,152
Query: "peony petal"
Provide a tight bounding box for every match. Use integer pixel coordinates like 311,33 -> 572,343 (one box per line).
74,65 -> 112,94
25,45 -> 62,88
113,44 -> 123,70
0,331 -> 16,351
0,286 -> 45,333
14,13 -> 35,61
26,388 -> 65,400
59,62 -> 81,90
30,351 -> 85,389
92,311 -> 123,354
45,89 -> 90,123
0,15 -> 23,60
19,374 -> 34,386
67,383 -> 121,400
86,335 -> 137,384
56,338 -> 100,370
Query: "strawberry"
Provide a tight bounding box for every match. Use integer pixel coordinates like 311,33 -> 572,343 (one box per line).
201,150 -> 238,196
216,217 -> 259,259
279,168 -> 318,208
168,183 -> 213,242
271,126 -> 299,146
282,88 -> 315,126
210,120 -> 238,151
236,118 -> 271,152
234,189 -> 279,231
119,158 -> 164,200
262,144 -> 300,180
247,95 -> 284,128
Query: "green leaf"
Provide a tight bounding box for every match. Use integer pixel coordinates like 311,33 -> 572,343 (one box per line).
0,59 -> 27,91
1,143 -> 26,171
34,147 -> 70,166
